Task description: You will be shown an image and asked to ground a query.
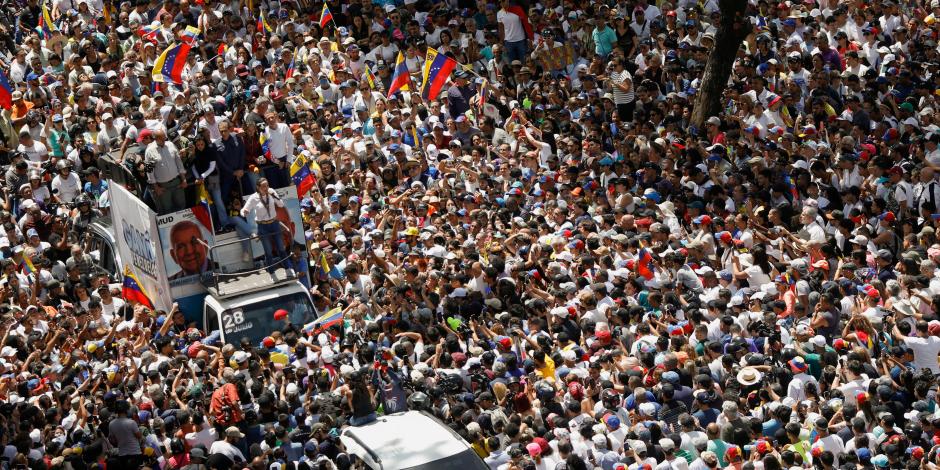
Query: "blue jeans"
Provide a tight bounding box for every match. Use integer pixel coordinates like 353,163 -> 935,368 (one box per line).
257,221 -> 286,273
210,183 -> 252,252
504,39 -> 528,63
350,412 -> 377,426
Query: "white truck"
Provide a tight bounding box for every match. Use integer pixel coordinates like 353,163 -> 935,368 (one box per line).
87,183 -> 317,345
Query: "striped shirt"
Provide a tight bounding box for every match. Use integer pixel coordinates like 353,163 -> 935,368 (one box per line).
609,70 -> 634,104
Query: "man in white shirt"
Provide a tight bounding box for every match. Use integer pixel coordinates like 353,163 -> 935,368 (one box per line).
497,0 -> 528,63
241,178 -> 291,280
262,112 -> 295,189
892,319 -> 940,374
209,427 -> 247,464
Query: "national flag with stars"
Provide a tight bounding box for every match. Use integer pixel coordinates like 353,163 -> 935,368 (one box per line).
152,43 -> 192,84
260,132 -> 272,161
290,153 -> 316,197
192,184 -> 214,233
122,266 -> 155,309
319,3 -> 334,28
421,47 -> 458,101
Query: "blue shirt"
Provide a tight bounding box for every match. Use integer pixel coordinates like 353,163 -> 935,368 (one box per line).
592,26 -> 617,57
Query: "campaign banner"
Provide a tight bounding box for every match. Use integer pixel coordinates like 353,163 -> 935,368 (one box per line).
108,183 -> 172,312
156,208 -> 216,299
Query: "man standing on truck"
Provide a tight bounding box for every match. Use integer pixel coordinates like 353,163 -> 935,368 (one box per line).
241,178 -> 292,280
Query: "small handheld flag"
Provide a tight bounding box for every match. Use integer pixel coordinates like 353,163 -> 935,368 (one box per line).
138,22 -> 162,43
320,252 -> 343,280
180,25 -> 200,44
319,3 -> 334,28
21,256 -> 35,275
285,48 -> 297,79
363,66 -> 378,90
260,133 -> 272,161
387,51 -> 411,98
636,248 -> 655,280
303,306 -> 343,334
122,266 -> 155,309
152,43 -> 192,84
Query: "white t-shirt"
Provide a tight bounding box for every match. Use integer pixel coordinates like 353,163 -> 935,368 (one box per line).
903,336 -> 940,373
497,9 -> 526,42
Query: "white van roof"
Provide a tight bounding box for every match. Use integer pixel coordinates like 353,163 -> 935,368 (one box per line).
340,411 -> 471,469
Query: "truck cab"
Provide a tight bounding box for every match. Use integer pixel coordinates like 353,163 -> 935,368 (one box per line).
202,271 -> 318,345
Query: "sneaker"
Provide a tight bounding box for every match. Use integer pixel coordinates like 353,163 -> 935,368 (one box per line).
270,271 -> 279,282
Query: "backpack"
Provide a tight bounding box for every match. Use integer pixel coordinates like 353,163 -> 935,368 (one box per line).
210,383 -> 243,426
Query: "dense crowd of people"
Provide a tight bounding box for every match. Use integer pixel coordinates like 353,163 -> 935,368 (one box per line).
1,0 -> 940,468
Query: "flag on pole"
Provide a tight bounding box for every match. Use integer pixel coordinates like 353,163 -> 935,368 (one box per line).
181,25 -> 200,44
319,3 -> 334,28
0,68 -> 13,110
152,43 -> 192,84
38,3 -> 57,40
421,47 -> 458,101
122,266 -> 154,309
478,78 -> 488,110
387,51 -> 411,98
217,43 -> 227,56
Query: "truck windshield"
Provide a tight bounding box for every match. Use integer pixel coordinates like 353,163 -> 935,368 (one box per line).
220,291 -> 316,345
400,449 -> 490,470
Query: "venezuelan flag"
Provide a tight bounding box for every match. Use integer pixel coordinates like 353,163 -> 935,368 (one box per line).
320,252 -> 343,280
479,79 -> 488,109
637,248 -> 655,280
38,3 -> 57,40
823,101 -> 837,122
319,3 -> 334,28
217,43 -> 227,56
181,25 -> 200,44
421,47 -> 457,101
21,256 -> 35,275
258,10 -> 273,34
412,125 -> 422,148
192,184 -> 214,232
0,68 -> 12,110
363,65 -> 377,90
138,22 -> 161,42
122,266 -> 154,309
304,306 -> 344,334
290,153 -> 316,197
260,133 -> 272,160
783,175 -> 799,200
387,51 -> 411,98
285,48 -> 297,79
152,43 -> 192,84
